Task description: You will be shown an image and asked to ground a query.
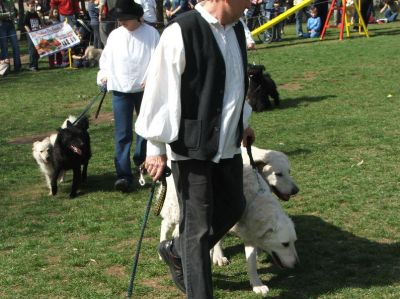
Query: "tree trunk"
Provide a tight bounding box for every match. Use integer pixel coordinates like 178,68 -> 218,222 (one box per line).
17,0 -> 24,32
156,0 -> 164,27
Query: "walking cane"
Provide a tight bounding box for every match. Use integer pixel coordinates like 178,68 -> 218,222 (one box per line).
127,166 -> 171,298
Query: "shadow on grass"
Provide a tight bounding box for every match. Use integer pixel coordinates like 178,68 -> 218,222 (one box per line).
81,172 -> 116,193
214,215 -> 400,298
279,95 -> 336,109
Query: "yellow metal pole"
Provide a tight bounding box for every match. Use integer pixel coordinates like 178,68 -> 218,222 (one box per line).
354,0 -> 369,37
251,0 -> 313,36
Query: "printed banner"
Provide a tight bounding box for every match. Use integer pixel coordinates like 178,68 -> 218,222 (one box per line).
28,22 -> 80,58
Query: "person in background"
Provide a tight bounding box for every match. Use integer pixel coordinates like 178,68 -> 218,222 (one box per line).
135,0 -> 157,26
97,0 -> 159,192
47,9 -> 63,67
135,0 -> 255,297
24,0 -> 42,71
271,0 -> 283,41
98,0 -> 117,45
0,0 -> 21,72
294,0 -> 310,37
303,6 -> 320,37
164,0 -> 190,21
313,0 -> 327,30
377,0 -> 399,23
50,0 -> 81,25
87,0 -> 103,48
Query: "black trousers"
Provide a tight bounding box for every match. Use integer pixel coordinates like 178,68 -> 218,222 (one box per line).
171,154 -> 246,299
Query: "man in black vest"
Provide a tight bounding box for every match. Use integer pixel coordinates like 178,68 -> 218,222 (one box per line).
136,0 -> 254,297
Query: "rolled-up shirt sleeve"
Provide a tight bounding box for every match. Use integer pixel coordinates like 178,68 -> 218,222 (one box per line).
135,23 -> 186,156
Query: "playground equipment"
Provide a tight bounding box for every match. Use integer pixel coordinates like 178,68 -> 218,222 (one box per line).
250,0 -> 313,37
320,0 -> 369,40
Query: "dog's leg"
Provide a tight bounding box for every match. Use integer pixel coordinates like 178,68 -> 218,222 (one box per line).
212,240 -> 229,266
244,245 -> 269,295
70,167 -> 81,198
51,167 -> 61,196
81,162 -> 88,183
45,173 -> 52,195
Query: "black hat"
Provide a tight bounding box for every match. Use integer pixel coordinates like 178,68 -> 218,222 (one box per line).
115,0 -> 144,20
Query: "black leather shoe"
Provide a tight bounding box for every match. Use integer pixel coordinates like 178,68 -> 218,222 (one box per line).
158,240 -> 186,293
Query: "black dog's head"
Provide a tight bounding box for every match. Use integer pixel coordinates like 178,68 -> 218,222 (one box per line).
247,64 -> 266,83
56,120 -> 89,157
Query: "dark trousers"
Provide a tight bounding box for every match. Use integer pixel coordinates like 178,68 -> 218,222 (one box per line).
28,37 -> 39,69
171,154 -> 246,299
90,23 -> 103,49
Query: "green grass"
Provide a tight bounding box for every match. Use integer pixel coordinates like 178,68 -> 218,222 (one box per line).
1,22 -> 399,298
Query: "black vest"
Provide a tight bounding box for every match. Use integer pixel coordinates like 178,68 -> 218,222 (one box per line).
170,10 -> 248,160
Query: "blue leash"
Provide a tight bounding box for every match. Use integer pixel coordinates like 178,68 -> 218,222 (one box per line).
127,167 -> 171,298
127,181 -> 157,298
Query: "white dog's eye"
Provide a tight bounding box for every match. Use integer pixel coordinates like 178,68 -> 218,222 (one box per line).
282,242 -> 289,247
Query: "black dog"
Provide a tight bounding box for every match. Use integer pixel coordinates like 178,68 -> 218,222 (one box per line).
51,116 -> 91,198
246,64 -> 280,112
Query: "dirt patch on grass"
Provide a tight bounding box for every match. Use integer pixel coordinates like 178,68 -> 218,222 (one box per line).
105,265 -> 126,277
279,82 -> 302,91
8,132 -> 56,145
7,112 -> 113,145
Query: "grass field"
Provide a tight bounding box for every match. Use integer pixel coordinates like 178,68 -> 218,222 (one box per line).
1,21 -> 399,299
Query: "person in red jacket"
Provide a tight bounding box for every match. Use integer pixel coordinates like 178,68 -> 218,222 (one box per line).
49,0 -> 80,25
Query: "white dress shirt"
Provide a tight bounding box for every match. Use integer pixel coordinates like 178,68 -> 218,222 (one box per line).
97,23 -> 160,93
135,3 -> 252,162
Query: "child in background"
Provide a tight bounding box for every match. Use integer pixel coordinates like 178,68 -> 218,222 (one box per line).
47,9 -> 63,67
24,0 -> 42,71
271,0 -> 283,42
303,6 -> 321,38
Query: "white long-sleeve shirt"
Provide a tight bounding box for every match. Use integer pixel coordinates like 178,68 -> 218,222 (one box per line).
97,23 -> 160,93
135,3 -> 252,163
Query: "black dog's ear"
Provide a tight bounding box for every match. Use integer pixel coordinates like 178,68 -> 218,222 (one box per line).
66,120 -> 73,128
261,65 -> 266,71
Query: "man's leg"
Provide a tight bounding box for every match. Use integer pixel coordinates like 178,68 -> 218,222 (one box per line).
209,154 -> 246,248
172,159 -> 214,299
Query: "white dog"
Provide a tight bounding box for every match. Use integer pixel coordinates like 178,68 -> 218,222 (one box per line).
83,46 -> 103,66
32,116 -> 76,194
159,146 -> 299,295
32,137 -> 55,195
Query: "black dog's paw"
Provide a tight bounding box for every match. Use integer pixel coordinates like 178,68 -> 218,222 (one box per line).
51,186 -> 58,196
69,191 -> 78,199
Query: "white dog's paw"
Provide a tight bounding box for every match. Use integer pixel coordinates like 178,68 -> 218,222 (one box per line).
213,255 -> 229,266
252,284 -> 269,295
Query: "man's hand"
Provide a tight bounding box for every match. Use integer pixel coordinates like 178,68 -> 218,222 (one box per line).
144,154 -> 168,181
242,127 -> 255,147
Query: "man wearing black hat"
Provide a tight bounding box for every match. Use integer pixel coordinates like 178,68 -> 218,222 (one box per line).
136,0 -> 254,298
97,0 -> 159,192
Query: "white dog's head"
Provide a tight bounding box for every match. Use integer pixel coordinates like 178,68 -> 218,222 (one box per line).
32,137 -> 52,164
260,212 -> 299,269
242,147 -> 299,201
